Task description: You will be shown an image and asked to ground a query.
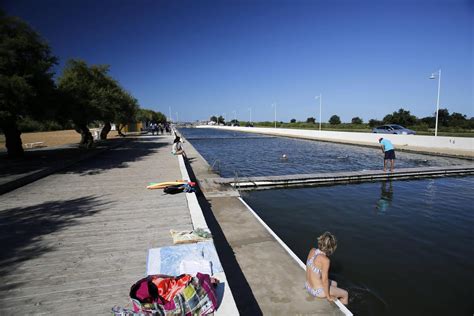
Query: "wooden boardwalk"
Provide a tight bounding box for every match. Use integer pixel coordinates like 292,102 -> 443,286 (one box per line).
213,165 -> 474,189
0,136 -> 193,314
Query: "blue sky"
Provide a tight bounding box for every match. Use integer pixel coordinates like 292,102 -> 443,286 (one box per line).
4,0 -> 473,123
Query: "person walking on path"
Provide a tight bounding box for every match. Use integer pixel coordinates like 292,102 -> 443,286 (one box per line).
379,137 -> 395,172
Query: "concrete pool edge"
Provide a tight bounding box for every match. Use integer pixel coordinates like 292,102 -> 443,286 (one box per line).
197,126 -> 474,159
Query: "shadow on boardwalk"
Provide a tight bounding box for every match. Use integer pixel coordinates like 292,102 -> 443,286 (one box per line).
0,137 -> 169,192
0,196 -> 109,286
58,137 -> 168,176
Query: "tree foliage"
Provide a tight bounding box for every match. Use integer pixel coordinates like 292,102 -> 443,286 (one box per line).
57,59 -> 144,143
0,12 -> 58,157
369,119 -> 383,128
306,117 -> 316,124
329,115 -> 341,125
351,117 -> 363,124
383,108 -> 417,126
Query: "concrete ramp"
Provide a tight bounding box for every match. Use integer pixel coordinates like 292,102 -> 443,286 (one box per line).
213,165 -> 474,189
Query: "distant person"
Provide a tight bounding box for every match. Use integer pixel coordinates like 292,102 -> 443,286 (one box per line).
305,232 -> 349,305
281,154 -> 288,160
172,136 -> 185,155
378,137 -> 395,172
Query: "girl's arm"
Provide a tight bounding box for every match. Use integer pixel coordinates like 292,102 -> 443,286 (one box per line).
321,257 -> 333,302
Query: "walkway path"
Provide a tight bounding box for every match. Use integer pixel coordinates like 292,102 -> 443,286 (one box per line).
0,135 -> 193,314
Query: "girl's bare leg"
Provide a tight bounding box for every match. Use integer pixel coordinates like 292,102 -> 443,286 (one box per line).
329,286 -> 349,305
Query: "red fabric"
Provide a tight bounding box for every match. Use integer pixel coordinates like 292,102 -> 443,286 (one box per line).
150,274 -> 192,302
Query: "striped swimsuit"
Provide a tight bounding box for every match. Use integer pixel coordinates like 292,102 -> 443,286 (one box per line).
305,249 -> 325,297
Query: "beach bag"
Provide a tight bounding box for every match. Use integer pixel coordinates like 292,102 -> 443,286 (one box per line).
123,274 -> 218,316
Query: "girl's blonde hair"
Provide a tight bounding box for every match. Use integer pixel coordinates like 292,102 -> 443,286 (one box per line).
317,232 -> 337,256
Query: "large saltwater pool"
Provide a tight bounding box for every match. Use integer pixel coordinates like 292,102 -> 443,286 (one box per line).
179,128 -> 469,178
242,178 -> 474,315
180,128 -> 474,315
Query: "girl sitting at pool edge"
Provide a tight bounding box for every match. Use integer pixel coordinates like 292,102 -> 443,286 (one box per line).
305,232 -> 349,305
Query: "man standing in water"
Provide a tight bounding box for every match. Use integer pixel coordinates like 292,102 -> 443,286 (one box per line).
379,137 -> 395,172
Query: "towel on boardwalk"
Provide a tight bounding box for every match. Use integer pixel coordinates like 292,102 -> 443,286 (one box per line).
147,241 -> 223,277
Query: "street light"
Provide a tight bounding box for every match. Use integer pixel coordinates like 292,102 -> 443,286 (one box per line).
271,103 -> 277,128
176,112 -> 179,124
315,94 -> 322,131
248,107 -> 252,124
429,69 -> 441,136
232,110 -> 237,124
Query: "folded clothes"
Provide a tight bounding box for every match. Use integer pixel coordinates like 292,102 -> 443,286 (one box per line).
170,228 -> 212,244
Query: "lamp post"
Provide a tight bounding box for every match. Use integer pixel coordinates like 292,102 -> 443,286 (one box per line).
232,110 -> 237,125
272,103 -> 276,128
248,107 -> 252,124
315,94 -> 322,131
169,106 -> 172,122
429,69 -> 441,137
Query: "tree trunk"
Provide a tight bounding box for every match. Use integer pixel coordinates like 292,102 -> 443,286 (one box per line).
100,122 -> 111,140
117,124 -> 125,137
3,120 -> 24,158
75,124 -> 94,148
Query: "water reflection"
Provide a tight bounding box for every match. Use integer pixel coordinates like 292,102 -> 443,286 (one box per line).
375,180 -> 393,214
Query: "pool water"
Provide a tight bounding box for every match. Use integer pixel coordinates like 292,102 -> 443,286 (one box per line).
179,128 -> 469,178
180,128 -> 474,315
242,178 -> 474,316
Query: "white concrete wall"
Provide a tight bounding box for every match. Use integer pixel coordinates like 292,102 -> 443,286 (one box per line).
197,126 -> 474,157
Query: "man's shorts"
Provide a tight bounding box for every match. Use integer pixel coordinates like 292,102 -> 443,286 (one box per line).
384,149 -> 396,160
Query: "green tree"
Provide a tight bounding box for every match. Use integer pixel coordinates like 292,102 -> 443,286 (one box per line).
57,60 -> 141,143
351,117 -> 363,124
436,108 -> 450,127
383,108 -> 416,126
369,119 -> 383,128
449,112 -> 467,128
210,116 -> 217,123
329,115 -> 341,125
217,115 -> 225,124
290,118 -> 296,123
150,111 -> 166,124
306,117 -> 316,124
136,109 -> 154,126
58,60 -> 117,147
0,13 -> 58,158
113,92 -> 139,137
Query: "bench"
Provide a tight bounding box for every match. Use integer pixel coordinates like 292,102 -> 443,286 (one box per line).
24,142 -> 45,149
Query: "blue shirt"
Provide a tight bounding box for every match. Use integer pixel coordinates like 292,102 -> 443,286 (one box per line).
380,139 -> 394,152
